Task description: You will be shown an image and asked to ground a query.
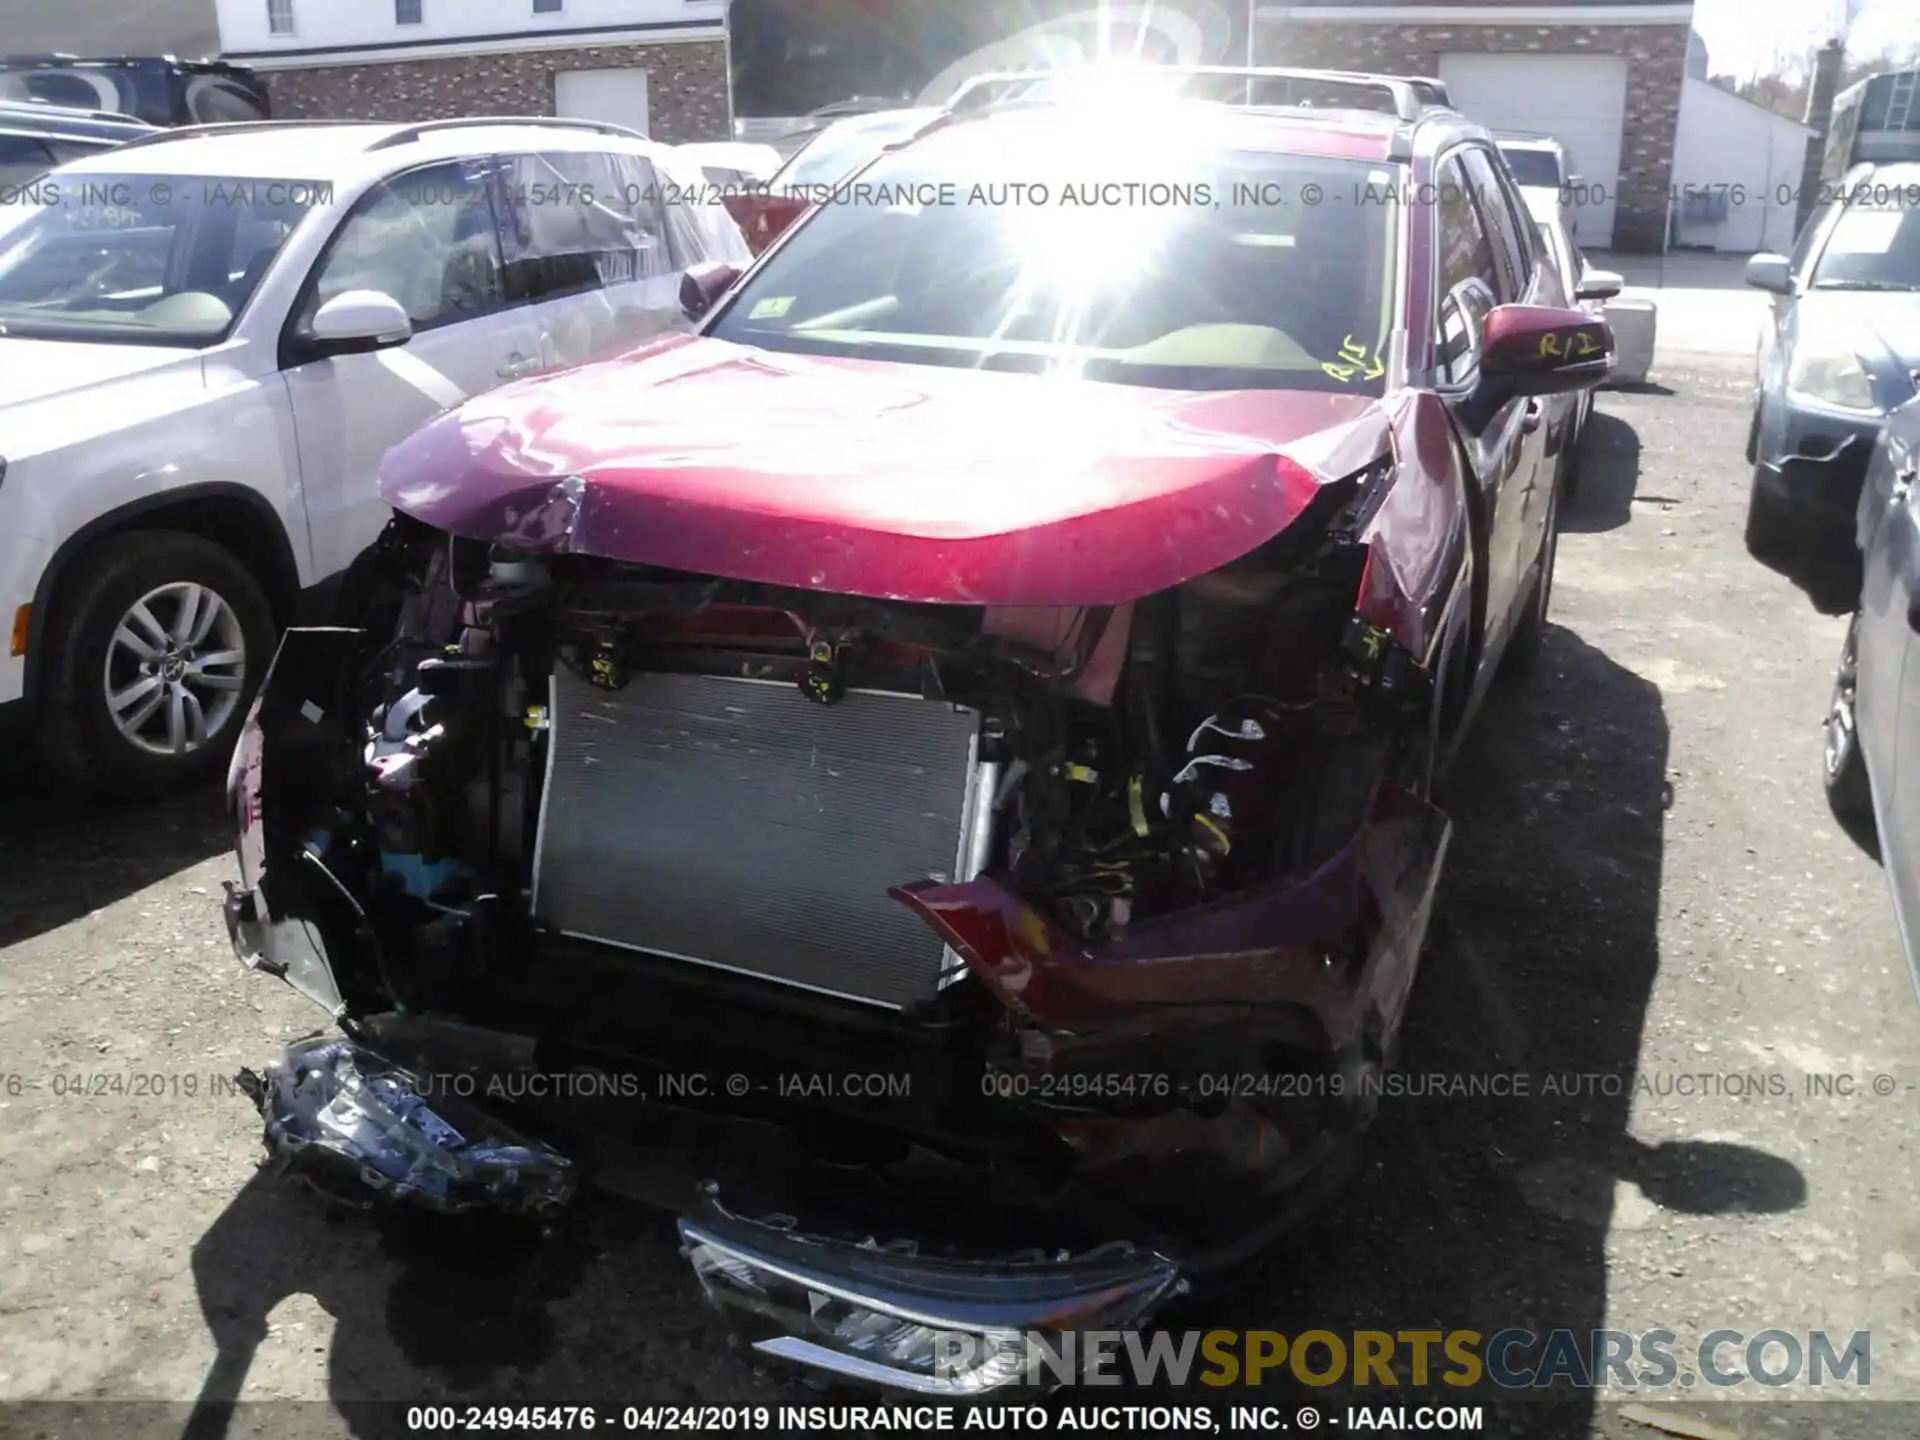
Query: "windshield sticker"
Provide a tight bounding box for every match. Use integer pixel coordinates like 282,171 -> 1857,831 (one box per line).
1321,334 -> 1385,383
749,295 -> 796,320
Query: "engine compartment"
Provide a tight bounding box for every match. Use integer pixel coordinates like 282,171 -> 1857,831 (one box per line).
236,466 -> 1451,1246
347,466 -> 1429,977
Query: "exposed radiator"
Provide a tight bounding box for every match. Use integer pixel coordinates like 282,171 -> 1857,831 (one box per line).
532,667 -> 990,1010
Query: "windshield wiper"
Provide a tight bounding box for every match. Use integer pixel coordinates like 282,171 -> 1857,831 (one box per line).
1811,280 -> 1920,292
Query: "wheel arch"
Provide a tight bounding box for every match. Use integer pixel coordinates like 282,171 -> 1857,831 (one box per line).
25,484 -> 300,704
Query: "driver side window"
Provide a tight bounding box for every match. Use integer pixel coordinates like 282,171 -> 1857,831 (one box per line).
1435,155 -> 1500,388
301,159 -> 506,334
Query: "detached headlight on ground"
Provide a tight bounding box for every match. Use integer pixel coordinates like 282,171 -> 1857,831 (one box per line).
681,1203 -> 1184,1395
1787,342 -> 1881,415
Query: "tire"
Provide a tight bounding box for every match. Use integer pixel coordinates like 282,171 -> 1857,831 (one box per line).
37,531 -> 276,797
1744,468 -> 1800,567
1561,400 -> 1586,502
1823,612 -> 1879,858
1501,479 -> 1561,682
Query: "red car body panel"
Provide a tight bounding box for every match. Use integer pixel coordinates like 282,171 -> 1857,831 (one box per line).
892,780 -> 1449,1046
379,334 -> 1394,608
1353,393 -> 1472,661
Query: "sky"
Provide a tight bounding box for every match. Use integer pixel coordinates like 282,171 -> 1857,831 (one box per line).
1692,0 -> 1919,82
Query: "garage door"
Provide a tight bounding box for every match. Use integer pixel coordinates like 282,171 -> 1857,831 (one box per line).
1438,53 -> 1628,250
555,68 -> 651,137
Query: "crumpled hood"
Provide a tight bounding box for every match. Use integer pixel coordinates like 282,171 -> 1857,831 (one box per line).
380,334 -> 1387,606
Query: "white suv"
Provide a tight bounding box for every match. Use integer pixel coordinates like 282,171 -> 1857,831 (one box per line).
0,117 -> 751,793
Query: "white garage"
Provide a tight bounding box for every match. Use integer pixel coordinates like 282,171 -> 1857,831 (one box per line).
1437,52 -> 1629,249
555,68 -> 652,137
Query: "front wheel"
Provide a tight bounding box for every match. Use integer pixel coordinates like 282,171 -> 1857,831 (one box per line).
1823,612 -> 1879,858
37,531 -> 276,796
1561,399 -> 1587,502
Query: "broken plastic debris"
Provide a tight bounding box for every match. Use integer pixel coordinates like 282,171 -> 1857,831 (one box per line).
242,1037 -> 577,1217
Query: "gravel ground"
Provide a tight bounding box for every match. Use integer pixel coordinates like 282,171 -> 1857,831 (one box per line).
1,347 -> 1917,1440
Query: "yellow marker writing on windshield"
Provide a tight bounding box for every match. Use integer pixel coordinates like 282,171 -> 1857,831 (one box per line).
1323,334 -> 1383,384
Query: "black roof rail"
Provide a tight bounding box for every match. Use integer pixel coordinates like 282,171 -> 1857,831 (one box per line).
0,98 -> 157,128
365,114 -> 646,149
945,65 -> 1427,122
0,52 -> 250,73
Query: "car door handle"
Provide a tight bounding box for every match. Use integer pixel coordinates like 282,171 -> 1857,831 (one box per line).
497,354 -> 541,380
1521,399 -> 1544,435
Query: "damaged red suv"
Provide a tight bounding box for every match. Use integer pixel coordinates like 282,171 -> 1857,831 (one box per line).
222,68 -> 1611,1394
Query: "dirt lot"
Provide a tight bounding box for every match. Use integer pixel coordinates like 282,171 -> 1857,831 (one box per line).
2,336 -> 1918,1439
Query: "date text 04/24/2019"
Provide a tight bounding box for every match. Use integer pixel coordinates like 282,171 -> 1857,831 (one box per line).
2,1072 -> 250,1100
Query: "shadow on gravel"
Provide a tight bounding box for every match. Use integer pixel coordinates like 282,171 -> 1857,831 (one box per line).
1161,625 -> 1804,1434
1564,412 -> 1643,536
179,627 -> 1805,1440
0,750 -> 229,950
185,1167 -> 740,1440
1744,529 -> 1864,620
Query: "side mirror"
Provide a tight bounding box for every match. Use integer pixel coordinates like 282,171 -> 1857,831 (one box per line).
1575,268 -> 1624,302
680,261 -> 743,321
307,290 -> 412,356
1745,253 -> 1793,295
1480,303 -> 1613,396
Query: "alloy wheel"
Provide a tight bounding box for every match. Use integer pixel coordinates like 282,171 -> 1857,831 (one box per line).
101,581 -> 248,757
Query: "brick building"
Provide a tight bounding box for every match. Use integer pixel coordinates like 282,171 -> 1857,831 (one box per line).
1256,1 -> 1695,250
214,0 -> 731,144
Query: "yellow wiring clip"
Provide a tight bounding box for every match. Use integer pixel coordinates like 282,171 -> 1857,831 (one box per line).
1194,813 -> 1233,854
1128,775 -> 1151,837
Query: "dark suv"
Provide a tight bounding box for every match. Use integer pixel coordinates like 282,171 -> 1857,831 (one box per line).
0,100 -> 158,190
0,54 -> 269,128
